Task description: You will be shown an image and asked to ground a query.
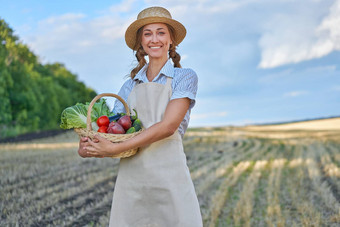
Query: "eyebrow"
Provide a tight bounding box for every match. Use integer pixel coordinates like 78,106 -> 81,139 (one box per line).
143,27 -> 166,32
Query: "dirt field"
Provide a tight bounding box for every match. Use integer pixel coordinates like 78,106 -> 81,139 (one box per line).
1,118 -> 339,226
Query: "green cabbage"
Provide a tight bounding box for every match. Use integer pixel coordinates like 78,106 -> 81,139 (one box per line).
60,98 -> 114,130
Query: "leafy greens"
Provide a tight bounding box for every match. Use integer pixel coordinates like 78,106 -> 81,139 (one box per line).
60,98 -> 114,130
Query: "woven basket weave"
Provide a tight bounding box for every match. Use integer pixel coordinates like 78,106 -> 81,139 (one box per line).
74,93 -> 143,158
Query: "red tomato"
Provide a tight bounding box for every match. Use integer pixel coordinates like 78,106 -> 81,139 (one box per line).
98,125 -> 108,133
96,115 -> 110,127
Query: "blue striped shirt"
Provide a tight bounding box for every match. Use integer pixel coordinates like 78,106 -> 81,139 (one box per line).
113,59 -> 198,137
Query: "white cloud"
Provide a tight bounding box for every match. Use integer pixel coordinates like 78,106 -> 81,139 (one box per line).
109,0 -> 138,13
259,0 -> 340,68
316,0 -> 340,48
283,90 -> 309,97
145,0 -> 258,19
23,0 -> 258,64
27,13 -> 127,58
43,13 -> 86,23
24,0 -> 146,63
303,65 -> 337,73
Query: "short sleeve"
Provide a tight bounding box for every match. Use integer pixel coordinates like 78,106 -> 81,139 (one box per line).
113,79 -> 135,114
171,68 -> 198,109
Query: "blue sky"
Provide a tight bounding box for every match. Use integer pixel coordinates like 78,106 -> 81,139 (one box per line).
1,0 -> 339,127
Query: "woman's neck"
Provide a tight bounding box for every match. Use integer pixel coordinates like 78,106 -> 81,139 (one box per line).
146,57 -> 168,82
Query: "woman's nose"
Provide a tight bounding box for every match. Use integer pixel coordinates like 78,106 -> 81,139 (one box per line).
151,34 -> 158,42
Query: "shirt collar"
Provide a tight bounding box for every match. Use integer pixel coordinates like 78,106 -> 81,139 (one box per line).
134,59 -> 174,83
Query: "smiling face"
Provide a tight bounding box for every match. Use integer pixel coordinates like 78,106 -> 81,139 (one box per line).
141,23 -> 173,61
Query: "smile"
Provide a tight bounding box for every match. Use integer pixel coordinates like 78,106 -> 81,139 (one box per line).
149,46 -> 161,49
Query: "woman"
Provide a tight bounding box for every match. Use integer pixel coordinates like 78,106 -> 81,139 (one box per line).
78,6 -> 203,227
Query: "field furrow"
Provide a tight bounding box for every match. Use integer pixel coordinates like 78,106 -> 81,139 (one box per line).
197,140 -> 270,224
205,160 -> 252,227
1,158 -> 118,207
283,145 -> 324,226
317,143 -> 340,204
194,139 -> 263,195
265,154 -> 287,227
64,191 -> 113,227
2,157 -> 92,193
189,140 -> 240,178
214,142 -> 279,227
304,143 -> 340,224
1,126 -> 339,226
326,142 -> 340,167
188,138 -> 248,173
215,165 -> 252,227
232,159 -> 269,227
251,165 -> 269,227
9,174 -> 116,226
0,149 -> 77,185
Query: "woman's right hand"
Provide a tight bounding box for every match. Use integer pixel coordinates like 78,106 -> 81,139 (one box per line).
78,137 -> 104,158
78,137 -> 90,158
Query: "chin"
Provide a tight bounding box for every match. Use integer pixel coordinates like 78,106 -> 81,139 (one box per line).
148,54 -> 167,60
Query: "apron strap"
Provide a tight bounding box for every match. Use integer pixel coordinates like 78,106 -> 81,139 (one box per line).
165,77 -> 172,90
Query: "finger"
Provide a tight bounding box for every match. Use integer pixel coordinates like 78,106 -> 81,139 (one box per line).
86,150 -> 97,156
92,138 -> 99,143
83,141 -> 91,146
94,134 -> 106,142
81,137 -> 88,142
87,139 -> 98,147
84,145 -> 96,152
87,152 -> 103,158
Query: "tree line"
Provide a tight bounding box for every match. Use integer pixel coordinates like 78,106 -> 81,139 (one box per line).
0,19 -> 97,138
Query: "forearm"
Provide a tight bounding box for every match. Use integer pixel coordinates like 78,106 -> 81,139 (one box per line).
85,98 -> 190,158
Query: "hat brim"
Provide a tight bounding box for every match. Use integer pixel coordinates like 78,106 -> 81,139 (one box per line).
125,17 -> 186,50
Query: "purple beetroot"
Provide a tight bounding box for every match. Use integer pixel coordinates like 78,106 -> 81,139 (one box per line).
107,121 -> 125,134
117,115 -> 132,131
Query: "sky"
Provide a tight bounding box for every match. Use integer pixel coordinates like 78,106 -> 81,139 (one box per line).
1,0 -> 339,127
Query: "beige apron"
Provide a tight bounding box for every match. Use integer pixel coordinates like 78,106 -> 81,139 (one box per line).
109,77 -> 203,227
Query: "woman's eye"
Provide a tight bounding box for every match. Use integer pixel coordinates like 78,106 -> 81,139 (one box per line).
158,32 -> 165,35
144,33 -> 151,36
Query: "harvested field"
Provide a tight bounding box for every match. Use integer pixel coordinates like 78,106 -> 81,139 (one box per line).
1,118 -> 340,226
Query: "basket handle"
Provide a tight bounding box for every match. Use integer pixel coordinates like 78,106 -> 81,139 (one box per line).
86,93 -> 130,130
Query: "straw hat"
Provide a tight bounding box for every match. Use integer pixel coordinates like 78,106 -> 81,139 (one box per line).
125,6 -> 186,50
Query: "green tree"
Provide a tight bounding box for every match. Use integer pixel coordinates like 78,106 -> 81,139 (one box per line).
0,18 -> 97,138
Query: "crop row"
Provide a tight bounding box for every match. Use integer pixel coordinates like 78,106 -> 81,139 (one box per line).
1,130 -> 339,226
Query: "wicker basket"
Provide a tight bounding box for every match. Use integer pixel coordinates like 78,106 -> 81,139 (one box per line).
74,93 -> 143,158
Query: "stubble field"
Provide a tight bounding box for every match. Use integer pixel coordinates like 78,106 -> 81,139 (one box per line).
1,118 -> 340,226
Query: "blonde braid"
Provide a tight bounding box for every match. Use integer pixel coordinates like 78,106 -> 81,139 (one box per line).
130,46 -> 147,79
130,27 -> 148,79
169,44 -> 181,68
166,24 -> 182,68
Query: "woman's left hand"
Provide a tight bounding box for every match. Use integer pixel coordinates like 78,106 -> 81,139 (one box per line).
84,135 -> 119,158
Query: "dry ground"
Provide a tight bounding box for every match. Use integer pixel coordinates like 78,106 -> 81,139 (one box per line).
1,118 -> 339,226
